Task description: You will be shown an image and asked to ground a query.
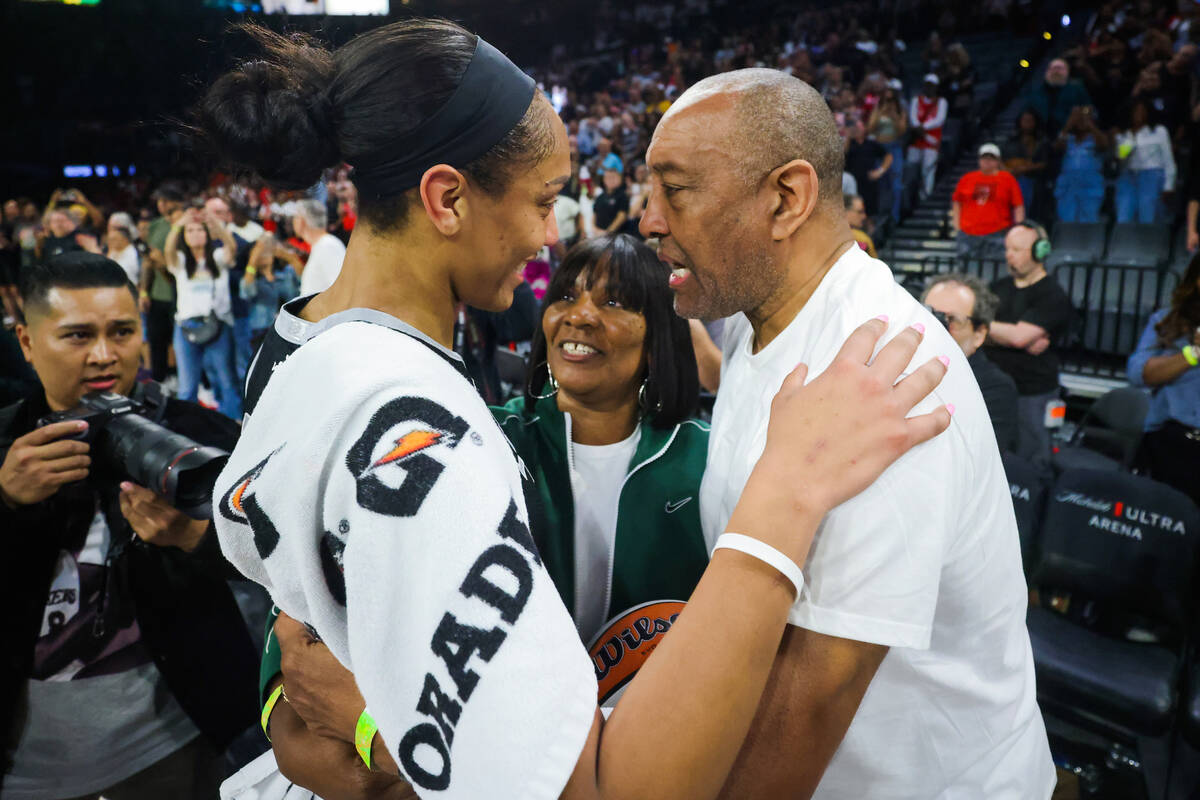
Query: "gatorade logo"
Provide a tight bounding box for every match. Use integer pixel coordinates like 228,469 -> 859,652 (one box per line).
218,446 -> 284,560
345,397 -> 470,518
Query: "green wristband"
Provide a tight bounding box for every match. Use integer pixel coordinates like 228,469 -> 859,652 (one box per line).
261,684 -> 285,741
1183,345 -> 1199,367
355,708 -> 379,770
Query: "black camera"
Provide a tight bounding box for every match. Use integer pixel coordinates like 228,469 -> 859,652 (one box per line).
37,389 -> 229,518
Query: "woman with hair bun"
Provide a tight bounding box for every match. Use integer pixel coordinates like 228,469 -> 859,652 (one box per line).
204,19 -> 949,800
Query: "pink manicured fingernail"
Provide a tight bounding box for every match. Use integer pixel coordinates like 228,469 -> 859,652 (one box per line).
120,481 -> 133,491
910,322 -> 925,334
937,355 -> 951,368
76,421 -> 88,430
874,314 -> 889,322
946,403 -> 956,416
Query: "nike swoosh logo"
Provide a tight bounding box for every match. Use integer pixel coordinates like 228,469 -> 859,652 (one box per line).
664,497 -> 693,514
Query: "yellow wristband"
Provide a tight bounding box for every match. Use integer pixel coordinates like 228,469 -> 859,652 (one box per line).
139,290 -> 149,299
1184,345 -> 1199,367
260,684 -> 285,741
245,266 -> 258,277
355,708 -> 378,770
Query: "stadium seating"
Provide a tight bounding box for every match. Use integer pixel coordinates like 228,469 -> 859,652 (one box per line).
1104,223 -> 1172,269
1047,222 -> 1107,270
1028,469 -> 1200,737
1001,451 -> 1052,571
1051,386 -> 1149,472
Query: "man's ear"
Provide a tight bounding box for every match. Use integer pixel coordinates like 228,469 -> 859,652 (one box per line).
419,165 -> 468,236
15,322 -> 33,363
973,323 -> 989,353
767,159 -> 820,241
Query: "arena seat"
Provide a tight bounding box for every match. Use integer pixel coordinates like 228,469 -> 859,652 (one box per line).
1028,469 -> 1200,737
1052,387 -> 1149,472
1104,223 -> 1171,269
1027,607 -> 1179,733
1001,451 -> 1051,573
1047,222 -> 1107,269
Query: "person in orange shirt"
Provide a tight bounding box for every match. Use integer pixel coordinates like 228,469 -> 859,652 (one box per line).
951,143 -> 1025,262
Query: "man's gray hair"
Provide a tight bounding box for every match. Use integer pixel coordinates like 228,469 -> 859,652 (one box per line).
922,272 -> 1000,327
294,198 -> 328,231
668,69 -> 845,205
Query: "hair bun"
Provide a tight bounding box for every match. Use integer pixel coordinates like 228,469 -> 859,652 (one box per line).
197,28 -> 339,190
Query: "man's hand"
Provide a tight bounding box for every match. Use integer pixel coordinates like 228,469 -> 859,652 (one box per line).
0,421 -> 91,508
118,481 -> 208,551
276,611 -> 365,744
1026,335 -> 1051,356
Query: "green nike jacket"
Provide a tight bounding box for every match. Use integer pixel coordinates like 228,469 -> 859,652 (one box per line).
491,394 -> 710,633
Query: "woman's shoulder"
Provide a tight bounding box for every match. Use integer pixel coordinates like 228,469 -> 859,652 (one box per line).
283,322 -> 477,409
490,395 -> 533,426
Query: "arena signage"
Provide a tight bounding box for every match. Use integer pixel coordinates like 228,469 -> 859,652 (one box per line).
1055,491 -> 1188,540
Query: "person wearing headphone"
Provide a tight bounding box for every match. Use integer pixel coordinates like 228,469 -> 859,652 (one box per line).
984,221 -> 1074,465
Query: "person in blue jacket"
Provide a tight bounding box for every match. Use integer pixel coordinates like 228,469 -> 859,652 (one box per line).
1127,254 -> 1200,505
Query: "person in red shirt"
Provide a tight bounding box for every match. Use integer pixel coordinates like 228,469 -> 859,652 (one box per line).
906,74 -> 948,199
952,143 -> 1025,262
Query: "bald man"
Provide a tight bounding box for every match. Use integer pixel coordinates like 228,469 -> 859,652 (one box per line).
641,70 -> 1053,798
984,223 -> 1073,465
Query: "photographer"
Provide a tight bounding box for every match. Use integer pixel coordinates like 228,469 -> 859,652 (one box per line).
0,254 -> 257,799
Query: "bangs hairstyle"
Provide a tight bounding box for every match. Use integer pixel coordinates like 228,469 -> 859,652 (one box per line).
525,233 -> 699,428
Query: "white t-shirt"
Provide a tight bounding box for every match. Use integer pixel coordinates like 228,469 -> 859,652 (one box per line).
700,246 -> 1054,799
169,247 -> 232,323
299,234 -> 347,297
108,245 -> 140,286
229,219 -> 265,244
554,194 -> 582,242
570,424 -> 641,643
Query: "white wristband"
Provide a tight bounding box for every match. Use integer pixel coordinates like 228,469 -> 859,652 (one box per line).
712,533 -> 805,601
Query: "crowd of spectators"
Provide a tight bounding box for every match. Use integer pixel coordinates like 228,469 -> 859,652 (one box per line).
0,176 -> 359,416
0,0 -> 1035,416
975,0 -> 1200,234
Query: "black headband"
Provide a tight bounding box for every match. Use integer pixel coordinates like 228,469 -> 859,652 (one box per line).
351,37 -> 536,198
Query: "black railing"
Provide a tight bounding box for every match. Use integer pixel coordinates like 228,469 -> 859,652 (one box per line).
896,255 -> 1181,378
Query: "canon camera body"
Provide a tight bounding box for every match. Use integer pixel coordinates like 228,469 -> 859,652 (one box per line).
37,387 -> 228,518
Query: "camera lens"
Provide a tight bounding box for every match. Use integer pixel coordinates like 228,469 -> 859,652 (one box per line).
103,414 -> 228,518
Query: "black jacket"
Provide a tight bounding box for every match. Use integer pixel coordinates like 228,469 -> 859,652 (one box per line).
969,349 -> 1020,454
0,386 -> 258,784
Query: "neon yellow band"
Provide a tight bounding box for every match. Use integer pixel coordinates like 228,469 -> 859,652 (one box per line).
1184,345 -> 1199,367
261,684 -> 284,741
355,708 -> 378,770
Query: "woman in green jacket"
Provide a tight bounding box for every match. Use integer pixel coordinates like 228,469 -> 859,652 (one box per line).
493,233 -> 710,701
